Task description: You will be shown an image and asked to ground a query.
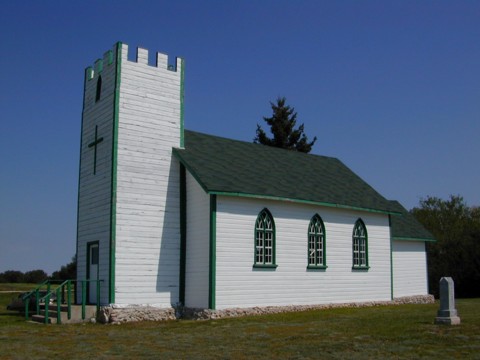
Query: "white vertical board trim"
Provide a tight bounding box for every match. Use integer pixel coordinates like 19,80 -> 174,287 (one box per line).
113,44 -> 182,306
77,48 -> 117,305
184,172 -> 210,308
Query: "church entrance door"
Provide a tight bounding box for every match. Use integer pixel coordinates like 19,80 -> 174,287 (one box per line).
87,242 -> 99,304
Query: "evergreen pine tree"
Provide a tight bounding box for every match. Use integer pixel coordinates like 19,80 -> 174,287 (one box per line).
254,97 -> 317,153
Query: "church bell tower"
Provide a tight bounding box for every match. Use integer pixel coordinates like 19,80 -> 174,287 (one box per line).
77,42 -> 185,306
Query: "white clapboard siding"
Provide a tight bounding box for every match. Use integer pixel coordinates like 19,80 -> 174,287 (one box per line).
392,240 -> 428,297
215,196 -> 392,309
77,49 -> 117,305
113,43 -> 182,307
184,172 -> 210,308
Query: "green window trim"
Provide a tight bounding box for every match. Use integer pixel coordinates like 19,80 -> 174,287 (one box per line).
253,264 -> 278,269
307,214 -> 326,268
351,266 -> 370,271
253,208 -> 276,268
352,218 -> 369,270
307,265 -> 328,270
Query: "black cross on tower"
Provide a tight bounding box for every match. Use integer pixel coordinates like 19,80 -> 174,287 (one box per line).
88,125 -> 104,175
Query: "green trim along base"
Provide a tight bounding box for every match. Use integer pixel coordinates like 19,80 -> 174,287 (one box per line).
208,195 -> 217,310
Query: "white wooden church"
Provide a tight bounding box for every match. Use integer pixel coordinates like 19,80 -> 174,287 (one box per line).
76,42 -> 435,315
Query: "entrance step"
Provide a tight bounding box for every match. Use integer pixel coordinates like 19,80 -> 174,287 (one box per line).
30,304 -> 97,324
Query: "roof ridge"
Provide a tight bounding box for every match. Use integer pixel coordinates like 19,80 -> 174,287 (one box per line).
184,128 -> 340,162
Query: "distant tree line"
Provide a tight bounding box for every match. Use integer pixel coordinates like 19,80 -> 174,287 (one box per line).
0,255 -> 76,284
0,269 -> 49,284
412,195 -> 480,298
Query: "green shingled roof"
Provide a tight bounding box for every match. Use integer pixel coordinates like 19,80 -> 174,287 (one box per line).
173,130 -> 400,214
389,201 -> 436,242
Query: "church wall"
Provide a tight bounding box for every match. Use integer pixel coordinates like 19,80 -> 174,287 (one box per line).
113,44 -> 183,307
214,196 -> 392,309
392,240 -> 428,297
77,50 -> 118,305
184,172 -> 210,308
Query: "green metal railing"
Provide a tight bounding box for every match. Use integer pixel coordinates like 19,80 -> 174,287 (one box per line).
22,280 -> 60,319
23,279 -> 103,324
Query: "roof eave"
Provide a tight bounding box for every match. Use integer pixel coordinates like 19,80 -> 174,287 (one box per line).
172,148 -> 210,194
211,190 -> 400,216
392,236 -> 437,243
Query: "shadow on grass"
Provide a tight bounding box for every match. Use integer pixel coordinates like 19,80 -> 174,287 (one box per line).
0,309 -> 26,317
0,307 -> 33,326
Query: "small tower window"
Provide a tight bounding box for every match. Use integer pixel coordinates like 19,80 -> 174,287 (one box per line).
95,76 -> 102,102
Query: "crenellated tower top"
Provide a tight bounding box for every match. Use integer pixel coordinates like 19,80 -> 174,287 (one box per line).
82,42 -> 185,147
85,42 -> 184,81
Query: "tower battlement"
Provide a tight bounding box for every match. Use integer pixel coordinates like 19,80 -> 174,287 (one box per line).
85,42 -> 183,81
85,49 -> 114,80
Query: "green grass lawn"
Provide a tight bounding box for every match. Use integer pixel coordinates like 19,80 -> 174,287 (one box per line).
1,283 -> 479,359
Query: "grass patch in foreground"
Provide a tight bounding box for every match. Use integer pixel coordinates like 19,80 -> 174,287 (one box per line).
1,298 -> 479,359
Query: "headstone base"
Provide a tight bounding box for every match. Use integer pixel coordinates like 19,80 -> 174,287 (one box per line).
435,316 -> 461,325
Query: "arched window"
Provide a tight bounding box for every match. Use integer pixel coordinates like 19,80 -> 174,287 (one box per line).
95,76 -> 102,102
308,214 -> 326,268
352,219 -> 369,269
254,209 -> 276,267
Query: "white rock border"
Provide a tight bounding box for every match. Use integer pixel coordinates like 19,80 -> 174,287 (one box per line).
97,295 -> 434,324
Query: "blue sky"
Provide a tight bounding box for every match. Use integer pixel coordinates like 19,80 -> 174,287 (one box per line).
1,1 -> 479,274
